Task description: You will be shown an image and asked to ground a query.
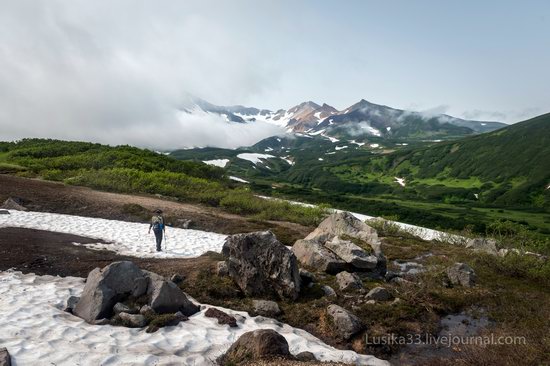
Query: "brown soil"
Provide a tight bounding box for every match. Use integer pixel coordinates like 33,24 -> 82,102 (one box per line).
0,175 -> 311,244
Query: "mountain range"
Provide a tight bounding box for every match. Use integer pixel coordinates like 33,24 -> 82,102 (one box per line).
181,96 -> 507,141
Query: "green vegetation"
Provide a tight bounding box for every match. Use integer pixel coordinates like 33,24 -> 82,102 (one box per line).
0,139 -> 327,226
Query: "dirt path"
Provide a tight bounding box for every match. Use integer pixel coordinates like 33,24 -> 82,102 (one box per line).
0,175 -> 311,245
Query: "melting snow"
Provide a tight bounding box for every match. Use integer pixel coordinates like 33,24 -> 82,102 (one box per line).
309,129 -> 325,136
229,176 -> 249,183
314,111 -> 322,119
386,127 -> 391,131
394,177 -> 406,187
335,146 -> 348,151
321,134 -> 340,143
318,158 -> 324,161
349,140 -> 365,147
295,133 -> 313,138
203,159 -> 230,168
236,153 -> 275,165
281,156 -> 295,165
370,143 -> 380,148
264,147 -> 274,152
0,210 -> 227,258
0,270 -> 389,366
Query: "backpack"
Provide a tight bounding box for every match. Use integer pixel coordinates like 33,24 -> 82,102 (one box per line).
152,215 -> 164,231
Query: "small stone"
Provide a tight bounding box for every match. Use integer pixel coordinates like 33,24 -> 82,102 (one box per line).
321,285 -> 337,298
299,268 -> 316,286
446,263 -> 476,288
139,305 -> 156,317
215,261 -> 229,277
252,300 -> 282,317
295,351 -> 317,361
0,210 -> 10,215
170,274 -> 184,283
118,312 -> 147,328
365,287 -> 393,301
64,295 -> 80,313
326,304 -> 363,340
0,347 -> 12,366
336,271 -> 363,291
205,307 -> 238,327
113,302 -> 132,314
365,300 -> 376,305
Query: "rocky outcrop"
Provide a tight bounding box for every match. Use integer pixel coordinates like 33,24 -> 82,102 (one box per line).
220,329 -> 291,365
0,347 -> 11,366
305,212 -> 381,253
74,261 -> 145,322
144,271 -> 199,315
205,308 -> 237,327
336,271 -> 363,291
222,231 -> 301,300
325,237 -> 378,270
465,238 -> 498,255
326,304 -> 363,340
446,263 -> 476,288
292,239 -> 347,274
365,287 -> 393,301
252,300 -> 282,317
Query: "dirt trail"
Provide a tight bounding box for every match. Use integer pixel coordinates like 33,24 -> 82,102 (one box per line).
0,175 -> 310,244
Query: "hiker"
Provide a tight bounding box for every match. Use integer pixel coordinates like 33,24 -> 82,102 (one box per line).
148,209 -> 166,252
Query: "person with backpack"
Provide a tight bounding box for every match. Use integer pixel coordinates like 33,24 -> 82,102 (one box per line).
148,209 -> 166,252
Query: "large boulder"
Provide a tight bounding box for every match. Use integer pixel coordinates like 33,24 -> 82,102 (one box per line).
326,304 -> 363,340
305,212 -> 381,253
118,312 -> 147,328
220,329 -> 290,364
365,287 -> 393,301
74,261 -> 145,323
325,237 -> 378,270
222,231 -> 301,300
252,299 -> 282,317
446,263 -> 477,288
0,348 -> 11,366
465,238 -> 498,255
292,239 -> 347,274
144,271 -> 199,316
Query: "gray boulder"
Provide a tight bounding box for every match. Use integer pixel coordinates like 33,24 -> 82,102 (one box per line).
139,305 -> 156,317
0,347 -> 11,366
321,285 -> 337,298
325,237 -> 378,270
446,263 -> 477,287
118,312 -> 147,328
252,299 -> 282,317
1,197 -> 27,211
336,271 -> 363,291
74,261 -> 145,323
113,302 -> 138,314
365,287 -> 393,301
144,271 -> 199,315
133,276 -> 148,297
299,268 -> 316,286
465,238 -> 498,255
222,231 -> 301,300
305,212 -> 381,253
220,329 -> 290,364
64,295 -> 80,313
292,239 -> 347,274
326,304 -> 363,340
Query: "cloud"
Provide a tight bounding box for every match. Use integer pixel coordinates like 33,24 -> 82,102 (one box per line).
0,1 -> 280,149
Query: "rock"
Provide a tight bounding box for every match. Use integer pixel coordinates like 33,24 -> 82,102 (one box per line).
177,218 -> 192,229
321,285 -> 337,298
222,231 -> 301,300
391,277 -> 414,285
118,312 -> 147,328
205,307 -> 238,327
446,263 -> 476,287
132,276 -> 148,297
465,238 -> 498,255
74,261 -> 145,323
113,302 -> 138,314
325,237 -> 378,270
64,295 -> 80,313
385,271 -> 400,282
292,239 -> 347,274
1,197 -> 27,211
220,329 -> 291,364
365,300 -> 376,305
170,274 -> 184,284
336,271 -> 363,291
0,347 -> 11,366
144,271 -> 199,316
215,261 -> 229,277
92,318 -> 110,325
365,287 -> 393,301
295,351 -> 317,361
139,305 -> 156,317
305,211 -> 381,253
0,210 -> 9,215
326,304 -> 363,340
252,300 -> 282,317
391,298 -> 403,306
299,268 -> 315,285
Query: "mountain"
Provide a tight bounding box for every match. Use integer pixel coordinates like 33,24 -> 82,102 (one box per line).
178,96 -> 506,141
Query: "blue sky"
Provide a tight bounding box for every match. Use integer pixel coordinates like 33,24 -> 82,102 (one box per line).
0,0 -> 548,148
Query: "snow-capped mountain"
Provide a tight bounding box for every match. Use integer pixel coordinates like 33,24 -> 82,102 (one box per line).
179,96 -> 506,140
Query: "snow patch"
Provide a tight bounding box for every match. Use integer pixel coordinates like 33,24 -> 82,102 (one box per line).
203,159 -> 229,168
236,153 -> 275,165
229,176 -> 249,183
0,270 -> 389,366
349,140 -> 365,147
335,146 -> 348,151
0,210 -> 227,258
370,143 -> 380,148
394,177 -> 406,187
386,127 -> 391,131
318,158 -> 324,161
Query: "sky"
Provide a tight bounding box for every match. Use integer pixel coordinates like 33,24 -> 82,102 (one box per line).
0,0 -> 549,149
